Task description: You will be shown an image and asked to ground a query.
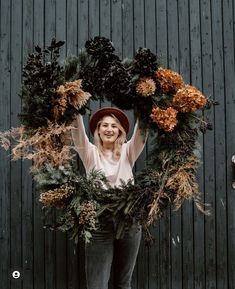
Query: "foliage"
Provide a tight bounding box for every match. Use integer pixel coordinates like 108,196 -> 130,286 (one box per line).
0,36 -> 217,243
19,39 -> 65,129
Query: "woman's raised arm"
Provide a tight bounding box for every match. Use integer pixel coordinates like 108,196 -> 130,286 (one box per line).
126,119 -> 148,168
71,114 -> 94,167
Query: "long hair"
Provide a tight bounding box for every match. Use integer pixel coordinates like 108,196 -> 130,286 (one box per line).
93,114 -> 127,161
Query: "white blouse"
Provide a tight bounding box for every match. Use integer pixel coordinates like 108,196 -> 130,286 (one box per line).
71,114 -> 147,188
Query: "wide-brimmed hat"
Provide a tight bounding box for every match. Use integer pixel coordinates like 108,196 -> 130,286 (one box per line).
89,107 -> 129,134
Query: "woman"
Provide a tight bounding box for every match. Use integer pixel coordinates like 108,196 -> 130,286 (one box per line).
71,107 -> 148,289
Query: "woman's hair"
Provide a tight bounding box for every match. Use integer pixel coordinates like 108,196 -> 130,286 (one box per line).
93,114 -> 127,160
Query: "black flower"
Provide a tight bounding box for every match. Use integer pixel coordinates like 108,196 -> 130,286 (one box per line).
132,48 -> 159,77
85,36 -> 116,60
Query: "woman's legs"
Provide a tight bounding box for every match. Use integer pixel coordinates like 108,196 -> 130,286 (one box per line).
112,224 -> 142,289
85,223 -> 142,289
85,229 -> 114,289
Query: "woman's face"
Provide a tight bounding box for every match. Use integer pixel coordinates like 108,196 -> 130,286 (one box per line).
98,116 -> 120,146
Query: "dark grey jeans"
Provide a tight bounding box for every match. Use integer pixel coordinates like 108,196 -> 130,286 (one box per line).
85,222 -> 142,289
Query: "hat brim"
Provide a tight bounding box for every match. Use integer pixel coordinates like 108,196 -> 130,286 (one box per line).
89,107 -> 129,135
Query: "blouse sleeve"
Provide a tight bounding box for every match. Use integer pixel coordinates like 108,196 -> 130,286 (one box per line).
71,114 -> 95,169
125,119 -> 148,168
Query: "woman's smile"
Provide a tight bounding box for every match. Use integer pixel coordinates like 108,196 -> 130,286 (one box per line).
98,116 -> 120,148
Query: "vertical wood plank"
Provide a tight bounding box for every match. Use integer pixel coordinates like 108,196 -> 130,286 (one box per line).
206,0 -> 225,288
144,1 -> 159,289
33,6 -> 46,289
159,212 -> 171,289
89,0 -> 100,38
122,0 -> 133,58
200,1 -> 215,289
195,2 -> 214,289
133,0 -> 145,50
167,0 -> 179,69
100,0 -> 111,109
78,0 -> 89,47
167,1 -> 183,289
56,0 -> 67,44
224,0 -> 235,288
89,0 -> 100,114
44,1 -> 57,289
32,5 -> 46,289
156,0 -> 167,65
10,1 -> 23,289
100,0 -> 111,39
145,0 -> 156,52
178,0 -> 192,283
133,1 -> 149,289
185,1 -> 203,286
55,1 -> 68,289
67,0 -> 78,55
111,0 -> 122,57
156,1 -> 171,289
66,2 -> 79,289
76,3 -> 89,288
122,2 -> 139,289
0,0 -> 11,288
215,0 -> 233,288
21,0 -> 34,288
45,0 -> 56,42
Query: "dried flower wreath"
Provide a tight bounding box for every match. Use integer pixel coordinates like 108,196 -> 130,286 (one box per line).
0,37 -> 217,243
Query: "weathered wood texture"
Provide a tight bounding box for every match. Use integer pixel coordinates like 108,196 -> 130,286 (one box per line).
0,0 -> 234,288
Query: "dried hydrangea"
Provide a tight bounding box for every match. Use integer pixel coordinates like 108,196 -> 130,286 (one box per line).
155,67 -> 185,95
150,106 -> 178,132
136,77 -> 156,97
53,79 -> 91,120
39,184 -> 74,208
172,85 -> 207,112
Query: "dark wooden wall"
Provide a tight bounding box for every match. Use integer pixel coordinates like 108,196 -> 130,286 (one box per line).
0,0 -> 235,288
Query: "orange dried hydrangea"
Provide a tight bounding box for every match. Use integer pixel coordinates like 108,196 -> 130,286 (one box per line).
150,106 -> 178,132
172,85 -> 207,113
155,67 -> 184,95
136,77 -> 156,97
53,79 -> 91,119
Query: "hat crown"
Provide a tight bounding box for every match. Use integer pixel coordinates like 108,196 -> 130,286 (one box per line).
89,107 -> 129,135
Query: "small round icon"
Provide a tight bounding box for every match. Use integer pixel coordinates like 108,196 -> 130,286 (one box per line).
12,270 -> 20,279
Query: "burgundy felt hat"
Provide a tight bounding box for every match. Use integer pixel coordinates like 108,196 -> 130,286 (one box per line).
89,107 -> 129,134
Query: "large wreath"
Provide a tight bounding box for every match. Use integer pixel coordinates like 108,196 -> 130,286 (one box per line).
0,37 -> 216,243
